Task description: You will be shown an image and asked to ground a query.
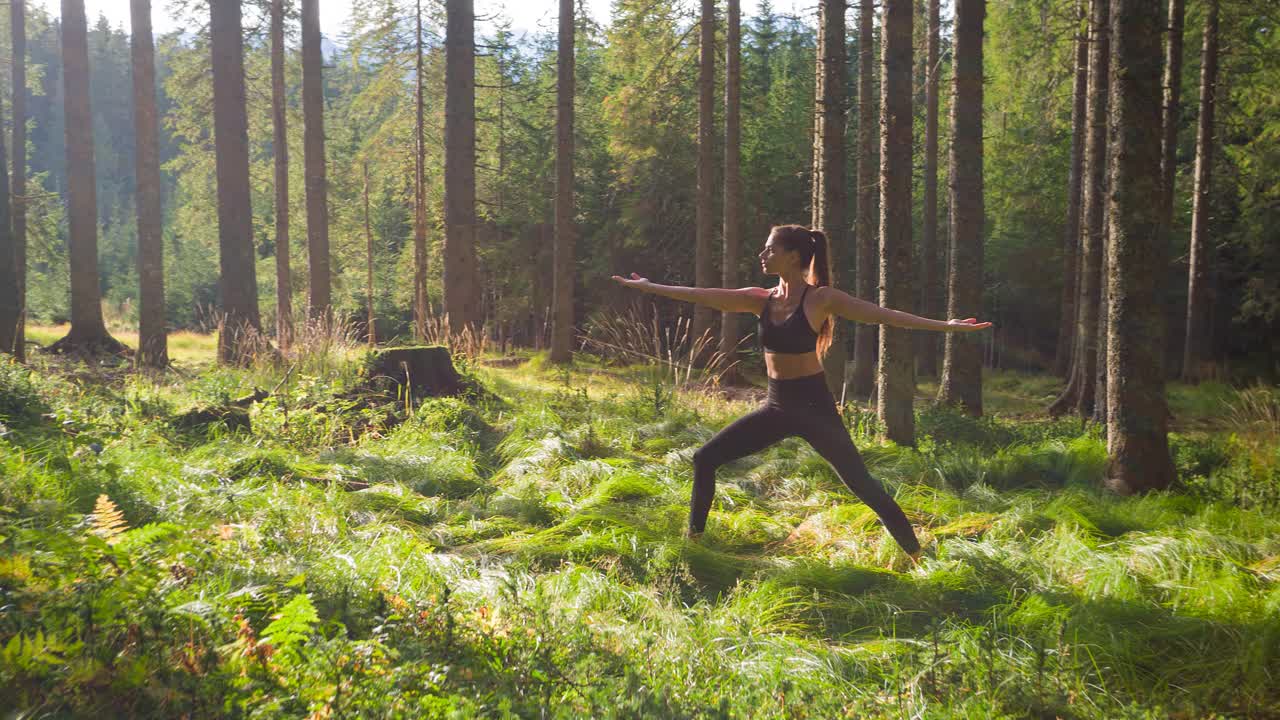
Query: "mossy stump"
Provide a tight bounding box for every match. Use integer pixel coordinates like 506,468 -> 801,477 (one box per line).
366,346 -> 462,399
172,388 -> 268,433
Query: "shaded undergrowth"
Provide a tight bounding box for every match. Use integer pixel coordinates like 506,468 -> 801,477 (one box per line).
1,353 -> 1277,718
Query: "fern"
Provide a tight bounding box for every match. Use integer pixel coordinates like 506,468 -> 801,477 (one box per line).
260,593 -> 320,655
115,522 -> 182,552
2,630 -> 77,671
90,494 -> 128,544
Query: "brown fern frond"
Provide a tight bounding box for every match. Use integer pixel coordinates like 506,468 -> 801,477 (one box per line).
91,494 -> 128,544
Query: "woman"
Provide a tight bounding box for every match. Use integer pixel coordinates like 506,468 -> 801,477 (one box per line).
611,224 -> 991,561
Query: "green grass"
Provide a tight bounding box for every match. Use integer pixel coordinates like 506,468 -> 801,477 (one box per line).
1,350 -> 1277,718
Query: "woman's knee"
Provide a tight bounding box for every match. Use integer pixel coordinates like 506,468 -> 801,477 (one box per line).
692,445 -> 718,471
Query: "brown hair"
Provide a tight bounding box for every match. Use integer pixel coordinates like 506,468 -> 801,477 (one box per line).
770,224 -> 834,358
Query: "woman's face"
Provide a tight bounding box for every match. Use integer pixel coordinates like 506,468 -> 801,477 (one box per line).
758,235 -> 795,276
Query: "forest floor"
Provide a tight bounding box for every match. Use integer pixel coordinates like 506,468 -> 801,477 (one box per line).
1,330 -> 1277,718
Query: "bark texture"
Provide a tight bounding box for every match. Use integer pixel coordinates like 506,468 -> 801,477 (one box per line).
444,0 -> 480,334
1049,0 -> 1108,418
877,0 -> 916,445
937,0 -> 986,416
50,0 -> 125,355
0,99 -> 14,357
693,0 -> 716,350
720,0 -> 744,382
550,0 -> 576,363
1105,0 -> 1177,493
1054,0 -> 1089,378
813,0 -> 848,396
1159,0 -> 1185,243
413,0 -> 428,340
5,1 -> 26,361
852,0 -> 878,399
917,0 -> 941,378
131,0 -> 168,367
270,0 -> 292,351
211,0 -> 264,364
1182,0 -> 1218,382
362,162 -> 376,345
302,0 -> 331,322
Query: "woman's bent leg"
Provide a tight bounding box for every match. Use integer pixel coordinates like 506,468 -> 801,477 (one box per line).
689,406 -> 791,534
799,415 -> 921,554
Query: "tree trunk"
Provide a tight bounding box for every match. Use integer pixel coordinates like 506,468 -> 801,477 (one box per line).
1182,0 -> 1217,382
877,0 -> 915,445
302,0 -> 330,324
720,0 -> 744,383
49,0 -> 124,356
852,0 -> 878,399
0,98 -> 14,357
693,0 -> 716,351
362,161 -> 376,345
1094,207 -> 1110,425
6,0 -> 26,361
811,1 -> 825,228
1159,0 -> 1185,255
444,0 -> 479,335
1105,0 -> 1176,494
937,0 -> 985,416
211,0 -> 264,364
550,0 -> 575,363
270,0 -> 293,352
813,0 -> 848,396
1054,0 -> 1088,378
917,0 -> 941,378
1074,0 -> 1112,420
1049,0 -> 1108,418
413,0 -> 428,341
130,0 -> 168,368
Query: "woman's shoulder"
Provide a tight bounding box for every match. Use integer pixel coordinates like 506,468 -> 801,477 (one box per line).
807,285 -> 847,313
809,284 -> 844,300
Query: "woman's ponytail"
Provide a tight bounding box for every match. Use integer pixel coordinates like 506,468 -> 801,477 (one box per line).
809,229 -> 833,358
809,230 -> 831,289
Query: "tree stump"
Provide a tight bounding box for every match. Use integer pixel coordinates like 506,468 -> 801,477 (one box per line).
365,346 -> 462,399
172,388 -> 268,433
173,406 -> 251,433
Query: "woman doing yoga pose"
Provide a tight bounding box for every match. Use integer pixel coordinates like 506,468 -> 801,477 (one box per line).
611,224 -> 991,560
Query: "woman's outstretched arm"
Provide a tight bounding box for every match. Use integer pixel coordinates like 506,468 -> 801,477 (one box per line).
818,286 -> 992,332
611,273 -> 769,314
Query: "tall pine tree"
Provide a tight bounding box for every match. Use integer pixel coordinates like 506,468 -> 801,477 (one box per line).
211,0 -> 264,364
878,0 -> 916,444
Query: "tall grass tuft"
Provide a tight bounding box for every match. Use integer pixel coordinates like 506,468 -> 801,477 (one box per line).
422,310 -> 489,359
580,301 -> 746,390
284,314 -> 365,378
1225,382 -> 1280,436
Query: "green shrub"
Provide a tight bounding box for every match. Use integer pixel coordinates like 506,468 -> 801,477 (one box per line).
1171,433 -> 1236,478
0,361 -> 47,428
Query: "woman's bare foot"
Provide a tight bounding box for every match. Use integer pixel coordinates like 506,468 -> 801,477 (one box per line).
684,529 -> 704,542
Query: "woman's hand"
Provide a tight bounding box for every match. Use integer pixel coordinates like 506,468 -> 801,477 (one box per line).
611,272 -> 651,290
945,317 -> 993,332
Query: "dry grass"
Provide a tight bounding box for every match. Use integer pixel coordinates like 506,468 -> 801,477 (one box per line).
579,301 -> 747,390
26,324 -> 218,365
422,312 -> 489,360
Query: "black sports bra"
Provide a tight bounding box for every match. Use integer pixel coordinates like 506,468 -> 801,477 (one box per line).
759,284 -> 818,354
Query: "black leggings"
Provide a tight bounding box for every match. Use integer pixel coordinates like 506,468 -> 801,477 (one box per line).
690,371 -> 921,554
